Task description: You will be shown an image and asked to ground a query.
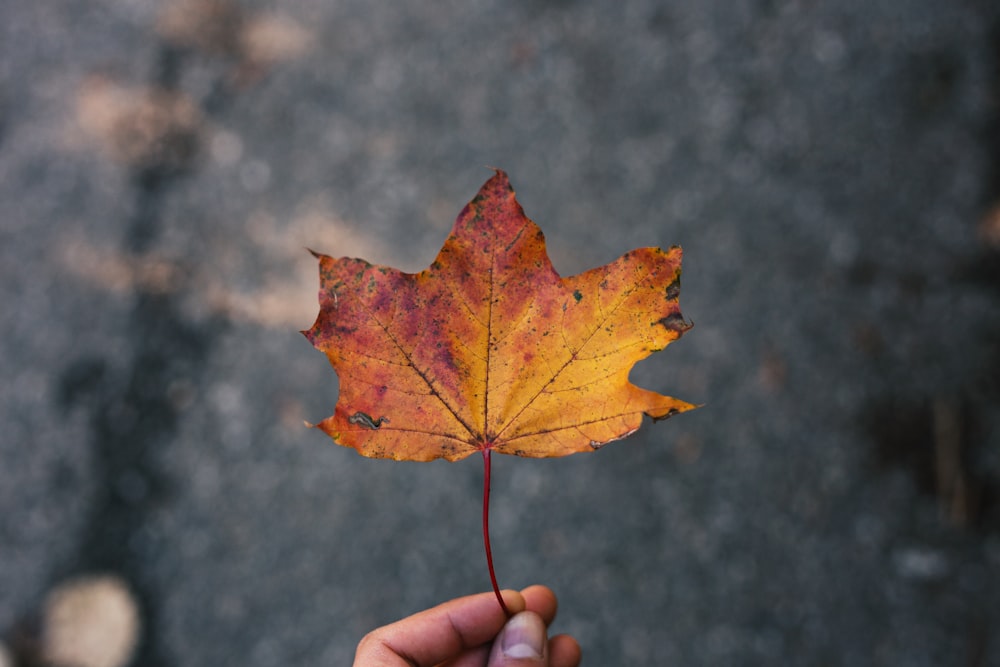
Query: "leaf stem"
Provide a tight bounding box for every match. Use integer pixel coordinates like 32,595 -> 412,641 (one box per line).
482,448 -> 510,616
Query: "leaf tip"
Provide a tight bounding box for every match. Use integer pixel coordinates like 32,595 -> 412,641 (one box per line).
650,401 -> 702,423
483,165 -> 512,191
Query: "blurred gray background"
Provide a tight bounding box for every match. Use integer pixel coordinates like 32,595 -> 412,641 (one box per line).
2,0 -> 999,665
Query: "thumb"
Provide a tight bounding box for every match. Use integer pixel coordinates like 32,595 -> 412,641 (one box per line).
487,611 -> 549,666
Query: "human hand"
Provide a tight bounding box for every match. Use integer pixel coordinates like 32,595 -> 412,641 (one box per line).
353,585 -> 581,667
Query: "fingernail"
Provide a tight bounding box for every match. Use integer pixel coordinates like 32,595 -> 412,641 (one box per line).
501,612 -> 545,659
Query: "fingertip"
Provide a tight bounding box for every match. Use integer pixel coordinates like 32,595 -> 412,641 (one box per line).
499,589 -> 526,616
520,584 -> 555,599
549,634 -> 582,667
520,585 -> 558,625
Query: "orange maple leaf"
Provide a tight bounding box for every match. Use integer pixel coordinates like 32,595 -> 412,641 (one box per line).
304,170 -> 695,461
304,170 -> 696,614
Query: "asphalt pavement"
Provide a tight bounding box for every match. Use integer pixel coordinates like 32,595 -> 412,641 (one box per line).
2,1 -> 999,665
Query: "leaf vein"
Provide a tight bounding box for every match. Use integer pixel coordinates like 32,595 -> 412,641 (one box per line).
355,291 -> 478,440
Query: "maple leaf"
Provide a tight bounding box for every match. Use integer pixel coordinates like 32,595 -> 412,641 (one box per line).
304,170 -> 696,614
304,170 -> 696,462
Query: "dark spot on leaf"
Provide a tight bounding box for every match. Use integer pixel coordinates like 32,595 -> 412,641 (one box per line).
652,408 -> 680,422
348,412 -> 390,429
657,312 -> 692,333
505,225 -> 526,252
573,289 -> 583,302
665,277 -> 681,300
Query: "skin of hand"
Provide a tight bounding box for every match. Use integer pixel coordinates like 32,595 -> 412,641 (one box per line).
353,585 -> 581,667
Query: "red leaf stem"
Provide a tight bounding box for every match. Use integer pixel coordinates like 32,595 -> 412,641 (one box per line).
482,448 -> 510,616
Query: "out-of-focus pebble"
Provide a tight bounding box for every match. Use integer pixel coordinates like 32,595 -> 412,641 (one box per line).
0,641 -> 13,667
42,575 -> 140,667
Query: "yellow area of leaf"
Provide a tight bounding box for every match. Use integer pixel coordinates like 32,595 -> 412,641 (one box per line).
304,170 -> 696,461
